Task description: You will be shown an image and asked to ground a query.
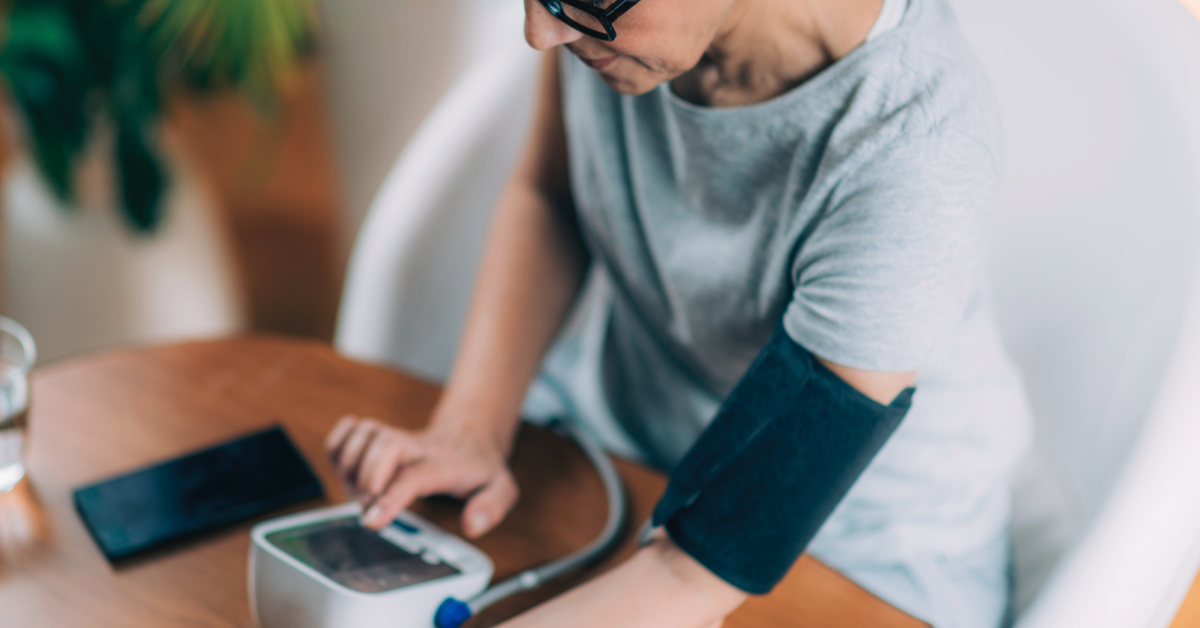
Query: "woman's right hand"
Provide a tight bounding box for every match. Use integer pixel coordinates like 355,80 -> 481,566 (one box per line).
325,51 -> 580,543
325,414 -> 519,538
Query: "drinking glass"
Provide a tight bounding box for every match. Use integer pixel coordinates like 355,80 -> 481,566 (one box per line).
0,317 -> 37,492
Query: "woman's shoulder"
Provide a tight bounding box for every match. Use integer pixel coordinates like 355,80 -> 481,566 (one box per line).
849,0 -> 1000,144
773,0 -> 1001,190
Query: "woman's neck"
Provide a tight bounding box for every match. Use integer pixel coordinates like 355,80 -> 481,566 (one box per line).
671,0 -> 885,107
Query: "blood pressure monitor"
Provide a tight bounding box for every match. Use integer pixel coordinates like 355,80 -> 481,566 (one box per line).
250,502 -> 493,628
248,414 -> 627,628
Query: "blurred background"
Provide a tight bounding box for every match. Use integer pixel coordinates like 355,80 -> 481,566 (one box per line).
0,0 -> 511,362
0,0 -> 1197,365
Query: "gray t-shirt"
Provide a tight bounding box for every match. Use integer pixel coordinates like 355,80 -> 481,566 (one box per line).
533,0 -> 1033,572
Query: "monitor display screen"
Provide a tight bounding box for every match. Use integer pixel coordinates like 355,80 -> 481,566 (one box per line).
267,517 -> 460,593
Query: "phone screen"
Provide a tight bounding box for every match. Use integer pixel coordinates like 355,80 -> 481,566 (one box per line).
74,425 -> 323,561
266,517 -> 460,593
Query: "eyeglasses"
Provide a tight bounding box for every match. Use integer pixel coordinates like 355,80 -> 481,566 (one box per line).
535,0 -> 642,41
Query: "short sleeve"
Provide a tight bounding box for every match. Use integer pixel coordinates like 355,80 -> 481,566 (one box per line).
783,129 -> 998,372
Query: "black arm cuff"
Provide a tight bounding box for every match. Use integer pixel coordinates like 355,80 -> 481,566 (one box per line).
651,324 -> 914,594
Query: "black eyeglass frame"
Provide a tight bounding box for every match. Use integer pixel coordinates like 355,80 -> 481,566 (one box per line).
537,0 -> 642,41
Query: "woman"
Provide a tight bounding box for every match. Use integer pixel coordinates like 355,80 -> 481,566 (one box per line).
326,0 -> 1033,624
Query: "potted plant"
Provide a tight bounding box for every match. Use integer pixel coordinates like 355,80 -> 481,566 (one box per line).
0,0 -> 316,360
0,0 -> 316,230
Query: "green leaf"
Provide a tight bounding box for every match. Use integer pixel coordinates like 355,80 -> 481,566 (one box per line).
115,117 -> 166,233
0,0 -> 316,231
0,1 -> 94,204
140,0 -> 316,104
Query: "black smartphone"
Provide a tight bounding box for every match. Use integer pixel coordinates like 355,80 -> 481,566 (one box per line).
74,425 -> 324,561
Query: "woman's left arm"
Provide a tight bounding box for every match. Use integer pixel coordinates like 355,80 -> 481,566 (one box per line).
499,361 -> 914,628
499,535 -> 744,628
817,358 -> 915,405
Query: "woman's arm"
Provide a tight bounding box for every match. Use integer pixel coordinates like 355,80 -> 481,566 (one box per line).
499,361 -> 913,628
818,359 -> 914,405
435,48 -> 585,457
499,535 -> 747,628
327,50 -> 588,537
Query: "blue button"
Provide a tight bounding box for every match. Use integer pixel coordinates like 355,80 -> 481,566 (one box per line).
392,518 -> 420,534
435,598 -> 472,628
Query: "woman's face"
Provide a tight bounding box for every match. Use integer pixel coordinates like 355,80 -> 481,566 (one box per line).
524,0 -> 737,95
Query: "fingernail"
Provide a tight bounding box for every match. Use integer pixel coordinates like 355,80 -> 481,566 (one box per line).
471,512 -> 489,536
364,505 -> 384,527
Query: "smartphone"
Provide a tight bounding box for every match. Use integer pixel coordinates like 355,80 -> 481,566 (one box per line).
74,425 -> 324,561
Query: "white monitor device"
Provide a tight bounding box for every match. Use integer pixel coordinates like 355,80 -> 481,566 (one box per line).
249,502 -> 493,628
248,417 -> 625,628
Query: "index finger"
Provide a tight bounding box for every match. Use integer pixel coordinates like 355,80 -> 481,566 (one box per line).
359,429 -> 427,496
360,462 -> 449,529
325,415 -> 360,457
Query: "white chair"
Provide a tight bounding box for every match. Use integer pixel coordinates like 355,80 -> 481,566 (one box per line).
335,8 -> 539,383
950,0 -> 1200,625
335,0 -> 1200,625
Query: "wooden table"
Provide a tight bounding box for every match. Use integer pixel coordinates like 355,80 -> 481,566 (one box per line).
0,337 -> 925,627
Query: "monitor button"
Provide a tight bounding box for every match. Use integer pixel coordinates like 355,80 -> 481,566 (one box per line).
380,526 -> 423,553
392,518 -> 420,534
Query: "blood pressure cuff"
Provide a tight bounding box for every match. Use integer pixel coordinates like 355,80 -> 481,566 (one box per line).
650,324 -> 914,594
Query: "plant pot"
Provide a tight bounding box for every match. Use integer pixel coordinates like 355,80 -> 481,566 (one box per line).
1,120 -> 247,363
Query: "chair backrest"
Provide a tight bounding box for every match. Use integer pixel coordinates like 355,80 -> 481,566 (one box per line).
948,0 -> 1200,624
335,13 -> 539,382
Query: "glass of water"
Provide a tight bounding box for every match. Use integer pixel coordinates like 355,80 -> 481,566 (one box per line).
0,317 -> 36,492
